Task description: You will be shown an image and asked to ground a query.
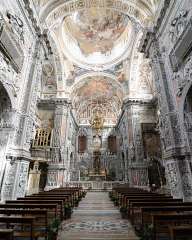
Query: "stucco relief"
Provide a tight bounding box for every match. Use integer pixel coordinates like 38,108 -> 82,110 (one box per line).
169,112 -> 184,146
1,160 -> 18,200
174,56 -> 192,96
15,161 -> 29,198
169,10 -> 189,45
23,118 -> 34,149
6,10 -> 25,44
160,115 -> 172,150
166,161 -> 181,198
178,159 -> 192,199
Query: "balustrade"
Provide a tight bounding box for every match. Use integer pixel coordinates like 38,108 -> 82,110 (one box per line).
32,128 -> 52,148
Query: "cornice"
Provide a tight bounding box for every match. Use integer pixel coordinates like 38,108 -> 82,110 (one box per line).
22,0 -> 53,55
37,97 -> 71,108
139,0 -> 171,55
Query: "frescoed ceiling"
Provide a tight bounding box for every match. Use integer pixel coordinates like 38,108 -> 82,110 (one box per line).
64,8 -> 129,56
71,76 -> 123,125
61,8 -> 133,70
34,0 -> 161,125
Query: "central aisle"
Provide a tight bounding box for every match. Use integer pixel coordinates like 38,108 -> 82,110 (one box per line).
57,192 -> 139,240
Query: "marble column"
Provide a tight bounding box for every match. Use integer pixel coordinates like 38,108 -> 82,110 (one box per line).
27,161 -> 41,195
46,100 -> 71,189
142,35 -> 192,200
1,158 -> 29,201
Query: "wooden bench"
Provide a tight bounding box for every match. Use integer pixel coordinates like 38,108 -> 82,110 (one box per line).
128,199 -> 183,219
127,198 -> 182,218
0,229 -> 13,240
6,199 -> 64,220
0,216 -> 38,240
0,203 -> 59,222
169,225 -> 192,240
0,208 -> 48,238
124,195 -> 174,208
151,213 -> 192,240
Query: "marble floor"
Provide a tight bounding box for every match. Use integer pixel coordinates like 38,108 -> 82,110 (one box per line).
57,192 -> 139,240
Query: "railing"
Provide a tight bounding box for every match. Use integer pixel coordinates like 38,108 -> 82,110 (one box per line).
62,181 -> 128,190
32,128 -> 52,147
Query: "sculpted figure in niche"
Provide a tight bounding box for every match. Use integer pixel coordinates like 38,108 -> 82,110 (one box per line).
6,11 -> 24,43
169,10 -> 188,43
0,14 -> 4,30
129,144 -> 135,161
148,157 -> 166,192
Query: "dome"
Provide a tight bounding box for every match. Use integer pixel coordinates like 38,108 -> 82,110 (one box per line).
62,8 -> 133,70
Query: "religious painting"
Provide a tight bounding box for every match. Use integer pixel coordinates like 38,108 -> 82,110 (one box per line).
64,8 -> 129,56
108,135 -> 117,154
148,158 -> 166,190
78,135 -> 87,153
141,123 -> 162,159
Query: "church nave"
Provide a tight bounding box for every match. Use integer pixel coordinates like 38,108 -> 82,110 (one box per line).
57,192 -> 138,240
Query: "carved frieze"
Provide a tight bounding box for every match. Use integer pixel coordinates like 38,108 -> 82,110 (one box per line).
15,161 -> 29,198
169,10 -> 189,44
166,161 -> 181,198
178,159 -> 192,198
160,115 -> 172,149
0,12 -> 24,73
1,160 -> 17,200
173,56 -> 192,96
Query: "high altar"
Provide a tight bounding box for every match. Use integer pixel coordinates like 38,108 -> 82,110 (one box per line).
88,112 -> 107,181
88,151 -> 106,181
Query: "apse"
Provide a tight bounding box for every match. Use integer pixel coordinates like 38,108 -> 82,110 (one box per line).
71,75 -> 124,125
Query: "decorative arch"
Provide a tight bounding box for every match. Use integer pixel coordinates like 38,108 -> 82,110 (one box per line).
0,81 -> 13,129
39,0 -> 155,27
71,73 -> 124,125
0,79 -> 16,110
179,81 -> 192,121
70,71 -> 123,95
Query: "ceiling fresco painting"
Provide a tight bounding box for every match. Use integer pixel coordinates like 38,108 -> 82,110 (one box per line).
64,8 -> 129,56
61,7 -> 133,70
72,76 -> 123,125
33,0 -> 161,125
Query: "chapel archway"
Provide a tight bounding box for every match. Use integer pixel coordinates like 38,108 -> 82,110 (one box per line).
184,86 -> 192,150
0,82 -> 13,187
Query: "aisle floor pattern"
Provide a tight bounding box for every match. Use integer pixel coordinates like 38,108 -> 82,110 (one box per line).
57,192 -> 139,240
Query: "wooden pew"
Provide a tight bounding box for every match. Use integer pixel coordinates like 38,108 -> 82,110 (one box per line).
6,200 -> 64,220
169,225 -> 192,240
0,216 -> 37,240
26,194 -> 73,206
123,195 -> 174,208
151,213 -> 192,240
129,200 -> 185,224
0,187 -> 82,239
0,229 -> 13,240
0,208 -> 48,238
127,198 -> 182,217
0,203 -> 59,221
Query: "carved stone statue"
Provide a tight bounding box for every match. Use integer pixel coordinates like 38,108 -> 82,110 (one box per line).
6,11 -> 24,43
93,155 -> 101,174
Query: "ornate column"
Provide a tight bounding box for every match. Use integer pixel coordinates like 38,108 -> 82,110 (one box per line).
27,161 -> 41,195
1,39 -> 43,200
45,99 -> 71,189
141,33 -> 192,200
1,157 -> 29,201
124,100 -> 149,187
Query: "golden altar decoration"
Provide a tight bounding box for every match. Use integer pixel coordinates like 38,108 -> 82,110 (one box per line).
89,111 -> 104,134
